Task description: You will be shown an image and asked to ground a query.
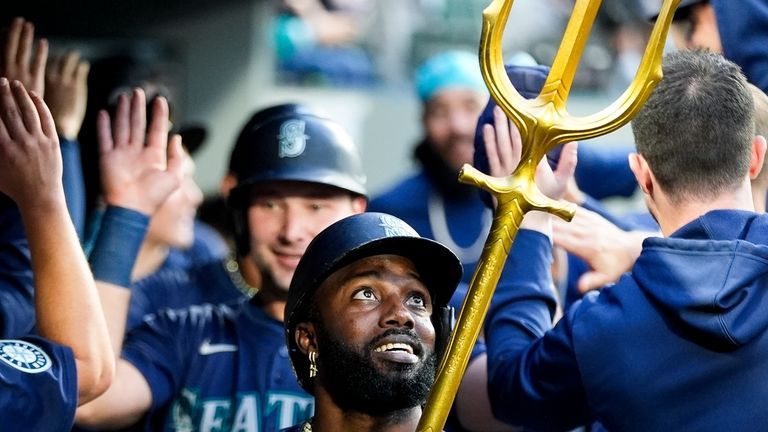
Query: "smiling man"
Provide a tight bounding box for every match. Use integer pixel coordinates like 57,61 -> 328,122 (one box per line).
283,212 -> 462,432
76,103 -> 369,431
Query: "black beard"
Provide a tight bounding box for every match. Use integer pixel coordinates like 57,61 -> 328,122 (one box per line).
315,323 -> 436,418
414,139 -> 478,199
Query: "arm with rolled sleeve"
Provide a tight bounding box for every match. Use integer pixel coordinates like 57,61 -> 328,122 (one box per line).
485,228 -> 591,431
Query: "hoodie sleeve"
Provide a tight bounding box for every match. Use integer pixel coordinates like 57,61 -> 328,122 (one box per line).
714,0 -> 768,94
485,229 -> 591,431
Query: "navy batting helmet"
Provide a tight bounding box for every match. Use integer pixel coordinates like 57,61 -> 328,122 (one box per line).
284,212 -> 462,394
227,103 -> 367,255
643,0 -> 703,21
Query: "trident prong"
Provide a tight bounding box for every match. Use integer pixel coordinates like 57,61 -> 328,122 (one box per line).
417,1 -> 681,431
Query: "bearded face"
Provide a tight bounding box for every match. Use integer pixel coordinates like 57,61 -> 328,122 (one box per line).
304,254 -> 438,416
315,324 -> 436,417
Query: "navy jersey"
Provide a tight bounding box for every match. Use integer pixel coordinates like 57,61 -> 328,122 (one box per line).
123,298 -> 313,431
128,257 -> 247,330
0,200 -> 34,338
1,336 -> 78,431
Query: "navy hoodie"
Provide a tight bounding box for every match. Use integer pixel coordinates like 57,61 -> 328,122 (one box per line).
486,210 -> 768,431
712,0 -> 768,94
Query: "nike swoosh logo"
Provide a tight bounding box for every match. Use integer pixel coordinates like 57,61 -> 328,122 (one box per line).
199,339 -> 238,355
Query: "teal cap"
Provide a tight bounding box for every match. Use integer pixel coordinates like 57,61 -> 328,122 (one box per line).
414,51 -> 487,102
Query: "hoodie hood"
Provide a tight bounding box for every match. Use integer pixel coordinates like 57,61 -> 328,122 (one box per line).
711,0 -> 768,94
633,210 -> 768,350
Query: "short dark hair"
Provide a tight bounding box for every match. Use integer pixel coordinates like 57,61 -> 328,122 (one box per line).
631,50 -> 755,204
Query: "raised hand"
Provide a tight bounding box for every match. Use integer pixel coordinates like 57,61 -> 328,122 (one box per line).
1,17 -> 48,97
45,50 -> 89,139
553,206 -> 652,293
482,105 -> 578,200
0,78 -> 62,208
481,106 -> 522,178
97,88 -> 183,215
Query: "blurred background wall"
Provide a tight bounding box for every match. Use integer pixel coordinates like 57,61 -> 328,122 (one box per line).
1,0 -> 653,198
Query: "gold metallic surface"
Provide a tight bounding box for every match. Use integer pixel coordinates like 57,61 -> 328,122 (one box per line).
417,0 -> 681,430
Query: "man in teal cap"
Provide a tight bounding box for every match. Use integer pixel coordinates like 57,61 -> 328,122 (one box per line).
370,50 -> 490,285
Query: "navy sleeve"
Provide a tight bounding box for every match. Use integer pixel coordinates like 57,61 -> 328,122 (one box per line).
127,267 -> 191,331
0,336 -> 78,431
121,306 -> 206,411
60,137 -> 86,240
0,201 -> 34,338
485,229 -> 590,431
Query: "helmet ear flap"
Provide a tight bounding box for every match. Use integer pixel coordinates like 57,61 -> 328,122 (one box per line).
232,207 -> 250,256
432,304 -> 456,363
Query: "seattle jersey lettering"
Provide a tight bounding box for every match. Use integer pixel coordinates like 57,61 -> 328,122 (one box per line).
169,389 -> 314,432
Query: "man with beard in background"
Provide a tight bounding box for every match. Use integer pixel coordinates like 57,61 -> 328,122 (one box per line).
282,212 -> 462,431
369,51 -> 490,285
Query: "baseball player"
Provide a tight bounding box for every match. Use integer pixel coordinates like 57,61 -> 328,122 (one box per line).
77,103 -> 368,432
282,212 -> 462,432
0,77 -> 113,430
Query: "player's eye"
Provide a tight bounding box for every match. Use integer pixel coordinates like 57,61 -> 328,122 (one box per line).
406,293 -> 428,309
252,198 -> 278,209
352,288 -> 377,301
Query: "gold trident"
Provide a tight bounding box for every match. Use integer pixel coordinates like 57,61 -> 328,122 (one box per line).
417,0 -> 681,430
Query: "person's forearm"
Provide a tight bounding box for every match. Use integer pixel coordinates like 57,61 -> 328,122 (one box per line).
89,205 -> 150,357
22,194 -> 114,404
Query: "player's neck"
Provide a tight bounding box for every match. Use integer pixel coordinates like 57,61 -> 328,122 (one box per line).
751,185 -> 767,213
655,184 -> 756,236
237,255 -> 262,288
256,282 -> 288,321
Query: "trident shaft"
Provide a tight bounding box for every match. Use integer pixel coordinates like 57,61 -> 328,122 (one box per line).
417,0 -> 681,430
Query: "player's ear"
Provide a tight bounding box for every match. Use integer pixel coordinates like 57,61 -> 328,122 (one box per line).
295,322 -> 318,355
352,194 -> 367,213
748,135 -> 767,180
629,153 -> 653,196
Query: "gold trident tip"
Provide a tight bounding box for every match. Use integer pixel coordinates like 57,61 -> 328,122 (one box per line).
417,0 -> 681,431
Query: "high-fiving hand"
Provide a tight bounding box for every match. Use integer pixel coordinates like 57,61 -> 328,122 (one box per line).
1,18 -> 48,98
97,88 -> 184,215
481,105 -> 578,201
0,78 -> 62,209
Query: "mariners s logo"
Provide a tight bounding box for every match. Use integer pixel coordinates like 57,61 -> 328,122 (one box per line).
379,214 -> 418,238
0,339 -> 52,373
278,119 -> 309,158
